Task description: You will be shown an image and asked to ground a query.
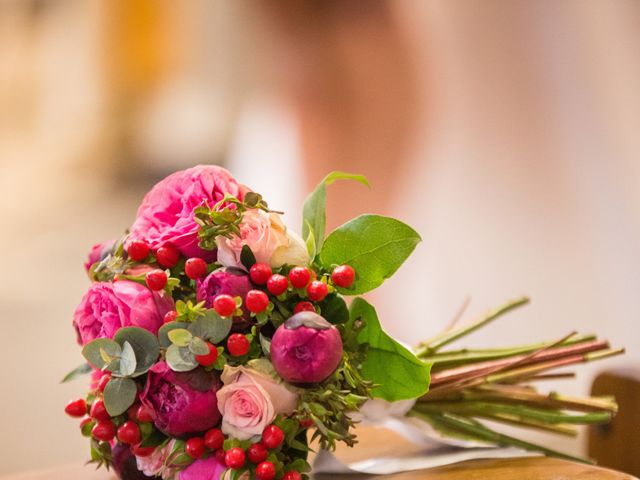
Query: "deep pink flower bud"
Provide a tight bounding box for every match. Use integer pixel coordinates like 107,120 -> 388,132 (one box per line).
270,312 -> 343,384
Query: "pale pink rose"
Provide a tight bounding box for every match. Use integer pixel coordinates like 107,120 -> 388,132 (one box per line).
216,364 -> 298,440
270,229 -> 311,268
135,440 -> 176,478
128,165 -> 242,259
216,210 -> 309,269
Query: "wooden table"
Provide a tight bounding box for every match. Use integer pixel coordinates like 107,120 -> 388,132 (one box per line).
2,427 -> 636,479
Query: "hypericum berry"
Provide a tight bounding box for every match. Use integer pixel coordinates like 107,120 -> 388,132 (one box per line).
293,301 -> 315,314
96,373 -> 111,393
163,310 -> 178,324
145,269 -> 167,291
214,448 -> 226,463
289,267 -> 311,289
186,437 -> 205,459
299,418 -> 314,429
204,428 -> 224,451
195,342 -> 218,367
332,264 -> 355,288
267,274 -> 288,296
185,257 -> 208,279
262,425 -> 284,449
307,280 -> 328,302
227,333 -> 250,357
92,420 -> 116,441
225,447 -> 246,469
247,443 -> 268,464
245,290 -> 269,313
136,404 -> 154,423
117,421 -> 141,445
250,263 -> 272,285
127,240 -> 150,261
256,461 -> 276,480
89,399 -> 110,422
213,294 -> 237,317
64,398 -> 87,417
156,245 -> 180,268
79,417 -> 94,436
132,445 -> 155,457
283,471 -> 302,480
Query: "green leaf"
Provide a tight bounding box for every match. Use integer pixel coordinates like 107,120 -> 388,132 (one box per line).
168,328 -> 192,347
119,341 -> 137,377
103,377 -> 137,416
158,322 -> 190,348
240,245 -> 257,270
350,298 -> 431,401
61,362 -> 93,383
114,327 -> 160,376
189,336 -> 210,356
188,310 -> 232,343
82,339 -> 121,370
166,344 -> 198,372
302,171 -> 369,253
319,214 -> 421,294
139,429 -> 167,448
319,295 -> 349,324
304,221 -> 317,259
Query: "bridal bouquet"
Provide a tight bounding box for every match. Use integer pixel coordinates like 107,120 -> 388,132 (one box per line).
64,166 -> 622,480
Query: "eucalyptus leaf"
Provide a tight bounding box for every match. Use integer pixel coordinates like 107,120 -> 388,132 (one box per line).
319,215 -> 421,294
82,339 -> 121,370
302,171 -> 369,253
349,297 -> 431,401
114,327 -> 160,376
118,341 -> 137,377
61,362 -> 93,383
166,344 -> 199,372
168,328 -> 192,347
188,310 -> 232,343
103,377 -> 137,416
159,322 -> 190,348
188,336 -> 210,356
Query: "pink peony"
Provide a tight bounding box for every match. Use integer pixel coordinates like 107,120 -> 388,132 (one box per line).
128,165 -> 242,259
178,456 -> 227,480
217,363 -> 298,440
196,268 -> 252,325
84,240 -> 115,272
140,362 -> 222,437
73,280 -> 174,345
270,312 -> 343,384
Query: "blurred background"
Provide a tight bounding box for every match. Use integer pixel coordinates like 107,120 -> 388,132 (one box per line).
1,0 -> 639,475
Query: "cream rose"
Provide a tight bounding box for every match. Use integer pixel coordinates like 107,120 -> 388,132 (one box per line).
216,210 -> 310,269
216,363 -> 298,440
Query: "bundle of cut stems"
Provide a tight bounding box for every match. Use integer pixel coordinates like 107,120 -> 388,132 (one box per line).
411,297 -> 623,463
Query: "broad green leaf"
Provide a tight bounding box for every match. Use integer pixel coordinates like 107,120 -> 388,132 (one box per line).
61,363 -> 93,383
319,294 -> 349,324
103,377 -> 137,416
159,322 -> 190,348
304,220 -> 316,259
82,339 -> 121,370
168,328 -> 192,347
188,336 -> 210,356
240,245 -> 257,270
188,310 -> 232,343
119,341 -> 137,377
114,327 -> 160,376
350,297 -> 430,401
302,171 -> 369,253
166,344 -> 198,372
319,215 -> 421,294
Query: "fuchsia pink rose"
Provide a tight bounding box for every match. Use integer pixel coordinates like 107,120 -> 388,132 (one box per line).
178,456 -> 227,480
270,312 -> 343,384
140,362 -> 222,437
216,363 -> 298,440
128,165 -> 242,259
197,268 -> 251,324
73,280 -> 174,345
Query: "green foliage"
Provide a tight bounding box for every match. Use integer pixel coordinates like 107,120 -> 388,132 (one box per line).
188,336 -> 210,356
166,344 -> 198,372
61,362 -> 93,383
103,377 -> 137,416
349,298 -> 431,401
82,339 -> 121,371
158,322 -> 190,348
113,327 -> 160,377
319,215 -> 421,294
240,245 -> 257,269
188,310 -> 232,343
319,294 -> 349,324
302,171 -> 369,254
168,328 -> 192,347
89,438 -> 112,470
175,300 -> 207,322
118,341 -> 137,377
